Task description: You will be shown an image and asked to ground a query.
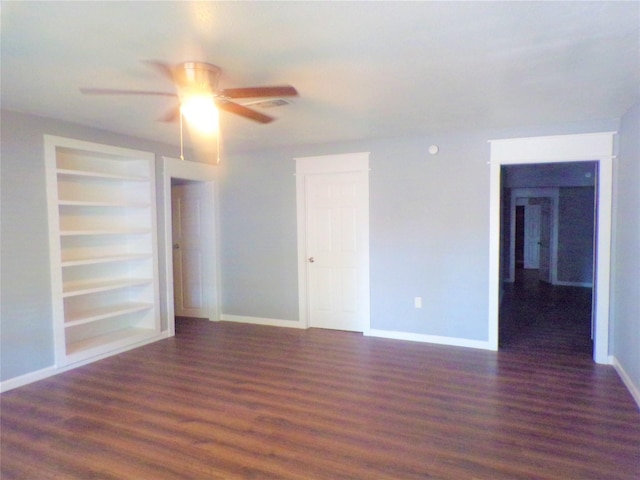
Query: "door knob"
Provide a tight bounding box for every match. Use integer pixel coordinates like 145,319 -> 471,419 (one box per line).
173,243 -> 180,250
308,257 -> 315,263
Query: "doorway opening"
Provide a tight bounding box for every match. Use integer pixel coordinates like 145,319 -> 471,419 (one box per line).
161,157 -> 219,337
488,132 -> 615,364
498,163 -> 597,356
171,179 -> 211,324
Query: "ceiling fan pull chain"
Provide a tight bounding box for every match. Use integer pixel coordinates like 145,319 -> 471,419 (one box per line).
179,113 -> 185,161
216,122 -> 220,164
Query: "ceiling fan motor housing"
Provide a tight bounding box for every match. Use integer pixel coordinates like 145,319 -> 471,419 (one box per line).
178,62 -> 222,95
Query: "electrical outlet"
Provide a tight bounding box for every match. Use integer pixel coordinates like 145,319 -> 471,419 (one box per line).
414,296 -> 422,309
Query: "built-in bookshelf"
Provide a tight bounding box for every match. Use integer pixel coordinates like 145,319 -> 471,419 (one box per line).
45,136 -> 162,366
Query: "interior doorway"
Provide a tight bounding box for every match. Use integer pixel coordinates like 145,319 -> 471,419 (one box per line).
161,157 -> 219,337
505,188 -> 559,284
488,132 -> 615,364
499,164 -> 597,356
171,179 -> 211,319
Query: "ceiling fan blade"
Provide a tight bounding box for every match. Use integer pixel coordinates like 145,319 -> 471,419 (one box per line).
143,60 -> 178,83
217,100 -> 275,123
220,85 -> 298,99
159,104 -> 181,123
80,87 -> 177,97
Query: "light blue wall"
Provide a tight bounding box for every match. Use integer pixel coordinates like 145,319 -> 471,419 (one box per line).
367,133 -> 490,339
1,112 -> 55,378
0,107 -> 626,385
612,100 -> 640,401
217,133 -> 491,340
218,119 -> 620,342
0,110 -> 180,381
216,150 -> 299,321
557,187 -> 595,284
217,133 -> 492,339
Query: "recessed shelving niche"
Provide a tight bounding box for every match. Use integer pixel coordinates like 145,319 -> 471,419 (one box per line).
45,136 -> 162,366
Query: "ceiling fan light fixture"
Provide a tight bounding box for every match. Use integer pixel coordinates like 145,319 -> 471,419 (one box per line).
180,94 -> 219,134
80,60 -> 297,154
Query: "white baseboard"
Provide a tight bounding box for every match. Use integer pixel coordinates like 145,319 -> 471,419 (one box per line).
220,313 -> 306,329
220,317 -> 491,351
365,329 -> 492,351
554,280 -> 593,288
611,355 -> 640,411
0,331 -> 170,394
0,365 -> 59,393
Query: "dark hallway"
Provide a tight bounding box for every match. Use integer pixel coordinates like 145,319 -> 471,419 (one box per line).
499,268 -> 593,357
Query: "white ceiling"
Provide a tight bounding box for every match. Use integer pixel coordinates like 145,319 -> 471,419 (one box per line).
2,1 -> 639,153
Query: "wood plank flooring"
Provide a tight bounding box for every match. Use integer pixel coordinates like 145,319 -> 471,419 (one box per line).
2,318 -> 639,479
499,268 -> 594,355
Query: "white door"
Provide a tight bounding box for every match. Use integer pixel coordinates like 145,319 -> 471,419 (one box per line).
172,182 -> 209,318
305,172 -> 368,331
523,204 -> 541,269
538,197 -> 552,283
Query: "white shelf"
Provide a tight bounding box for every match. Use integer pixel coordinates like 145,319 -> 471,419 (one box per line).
65,303 -> 154,328
61,253 -> 151,267
65,327 -> 159,356
62,278 -> 152,297
57,168 -> 148,182
46,135 -> 161,368
60,228 -> 151,236
58,200 -> 151,208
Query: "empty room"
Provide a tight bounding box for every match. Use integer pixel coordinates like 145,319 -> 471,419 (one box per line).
2,2 -> 639,479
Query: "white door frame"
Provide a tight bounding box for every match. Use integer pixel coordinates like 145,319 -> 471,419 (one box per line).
295,152 -> 370,330
161,157 -> 220,336
507,188 -> 559,283
488,132 -> 616,364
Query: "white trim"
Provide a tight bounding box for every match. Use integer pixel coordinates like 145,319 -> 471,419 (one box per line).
294,152 -> 371,331
0,366 -> 58,393
0,332 -> 169,393
44,134 -> 160,161
507,188 -> 559,284
488,159 -> 502,351
161,157 -> 220,336
611,356 -> 640,411
161,156 -> 218,181
489,132 -> 617,163
366,329 -> 491,351
43,135 -> 67,363
294,152 -> 371,174
554,280 -> 593,288
220,314 -> 306,329
489,132 -> 616,363
593,157 -> 614,364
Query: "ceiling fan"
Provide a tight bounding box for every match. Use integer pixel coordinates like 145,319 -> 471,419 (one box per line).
80,61 -> 299,163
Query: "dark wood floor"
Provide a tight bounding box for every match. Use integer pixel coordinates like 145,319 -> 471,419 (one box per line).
2,317 -> 639,479
499,268 -> 594,356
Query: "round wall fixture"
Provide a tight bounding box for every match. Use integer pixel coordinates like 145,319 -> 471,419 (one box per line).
428,145 -> 439,155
